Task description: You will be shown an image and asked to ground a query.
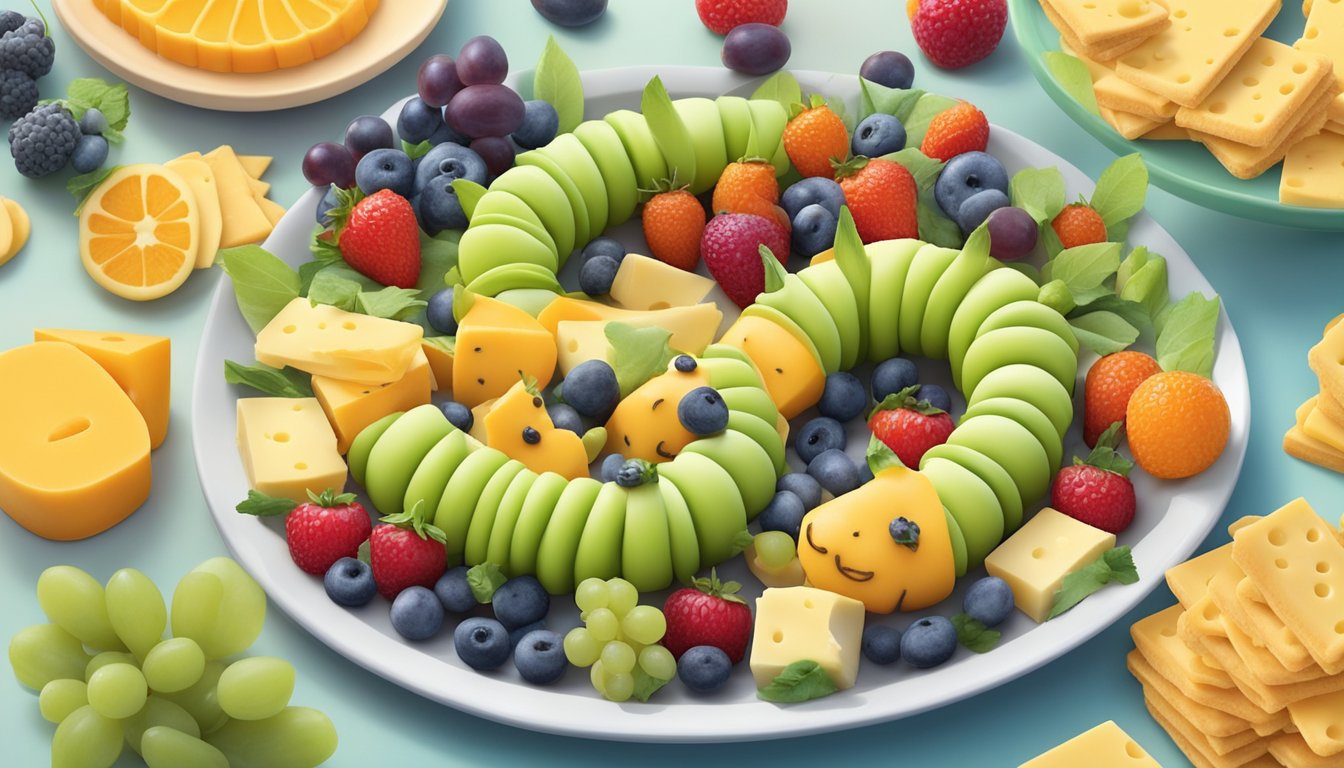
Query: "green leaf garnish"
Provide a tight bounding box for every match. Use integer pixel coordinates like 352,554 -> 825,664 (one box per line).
902,93 -> 959,148
915,188 -> 964,249
1077,422 -> 1134,475
606,322 -> 677,397
402,140 -> 433,160
1090,154 -> 1149,230
1048,545 -> 1139,619
1069,311 -> 1140,356
218,245 -> 301,334
757,660 -> 839,703
951,613 -> 1001,653
466,563 -> 507,604
1043,52 -> 1100,117
642,77 -> 697,190
379,500 -> 448,544
452,178 -> 488,221
1156,292 -> 1220,378
866,435 -> 906,475
306,269 -> 363,312
730,528 -> 756,557
750,71 -> 802,111
760,245 -> 787,294
631,667 -> 671,702
857,79 -> 925,123
61,78 -> 131,141
1008,167 -> 1067,224
534,36 -> 584,134
962,221 -> 991,263
1050,242 -> 1121,294
234,490 -> 297,518
878,147 -> 944,190
68,165 -> 121,214
224,360 -> 314,398
1119,255 -> 1169,322
357,286 -> 426,321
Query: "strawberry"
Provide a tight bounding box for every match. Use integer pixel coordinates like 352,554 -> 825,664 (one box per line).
662,569 -> 753,663
700,212 -> 790,308
782,101 -> 850,179
1052,203 -> 1108,249
909,0 -> 1008,70
1084,350 -> 1161,447
643,184 -> 707,271
920,102 -> 990,162
369,502 -> 448,600
325,188 -> 422,289
695,0 -> 787,35
712,160 -> 790,234
867,386 -> 955,468
835,157 -> 918,243
235,488 -> 373,576
1050,423 -> 1137,534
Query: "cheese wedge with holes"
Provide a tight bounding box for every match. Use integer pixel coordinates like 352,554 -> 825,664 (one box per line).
164,157 -> 224,269
609,254 -> 716,311
1280,132 -> 1344,209
749,587 -> 865,690
236,397 -> 347,502
983,507 -> 1117,622
1287,689 -> 1344,757
1018,720 -> 1162,767
313,349 -> 432,454
255,297 -> 423,385
1040,0 -> 1170,47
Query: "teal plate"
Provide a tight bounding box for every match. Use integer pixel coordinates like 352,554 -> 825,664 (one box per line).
1009,0 -> 1344,231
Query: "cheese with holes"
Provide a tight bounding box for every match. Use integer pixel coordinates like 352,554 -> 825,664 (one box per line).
1287,689 -> 1344,757
609,254 -> 717,311
554,310 -> 719,376
236,397 -> 346,502
0,342 -> 151,540
1295,0 -> 1344,115
255,298 -> 423,386
984,508 -> 1117,622
1040,0 -> 1170,47
1019,721 -> 1161,768
163,157 -> 223,269
313,349 -> 432,454
749,587 -> 865,690
33,328 -> 171,449
1280,132 -> 1344,209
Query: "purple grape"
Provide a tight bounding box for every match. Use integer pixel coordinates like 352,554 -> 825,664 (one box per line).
986,206 -> 1039,262
721,23 -> 791,76
446,85 -> 526,139
860,51 -> 916,90
418,54 -> 462,107
344,116 -> 395,164
302,142 -> 355,189
470,136 -> 516,179
531,0 -> 607,26
457,36 -> 508,86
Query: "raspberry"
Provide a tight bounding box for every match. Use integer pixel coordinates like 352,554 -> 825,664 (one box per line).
8,103 -> 79,178
909,0 -> 1007,70
0,69 -> 38,121
1,18 -> 55,79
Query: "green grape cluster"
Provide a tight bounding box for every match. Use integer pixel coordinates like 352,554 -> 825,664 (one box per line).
562,577 -> 675,702
7,559 -> 337,768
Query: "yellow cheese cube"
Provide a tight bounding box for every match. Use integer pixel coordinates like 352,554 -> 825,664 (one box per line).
255,298 -> 423,386
1280,132 -> 1344,209
609,254 -> 716,311
1019,721 -> 1161,768
749,587 -> 865,690
554,310 -> 719,376
984,508 -> 1117,622
313,349 -> 433,454
236,397 -> 347,502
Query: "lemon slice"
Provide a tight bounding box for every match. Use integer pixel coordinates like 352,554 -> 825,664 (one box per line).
80,164 -> 199,301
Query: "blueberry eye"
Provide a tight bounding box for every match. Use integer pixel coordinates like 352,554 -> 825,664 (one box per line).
522,427 -> 541,445
889,517 -> 921,551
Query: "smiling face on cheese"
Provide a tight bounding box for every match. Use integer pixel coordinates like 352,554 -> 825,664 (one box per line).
604,361 -> 709,464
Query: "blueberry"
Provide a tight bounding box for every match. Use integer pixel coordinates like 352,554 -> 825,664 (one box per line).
757,490 -> 806,541
872,357 -> 919,402
678,386 -> 729,436
616,459 -> 647,488
508,620 -> 547,648
579,255 -> 620,296
522,427 -> 541,444
563,360 -> 620,420
79,108 -> 109,137
454,617 -> 512,671
323,558 -> 377,607
795,417 -> 846,465
934,151 -> 1009,221
71,134 -> 109,175
315,186 -> 340,227
776,473 -> 822,511
513,100 -> 561,150
397,97 -> 444,145
514,629 -> 569,684
435,566 -> 478,614
415,142 -> 488,192
861,624 -> 902,665
600,453 -> 626,483
427,118 -> 470,147
781,177 -> 846,221
426,288 -> 458,334
956,189 -> 1010,235
889,517 -> 920,548
860,50 -> 916,90
915,383 -> 952,413
900,616 -> 957,669
673,354 -> 697,373
818,372 -> 867,423
581,236 -> 626,264
807,449 -> 860,496
356,148 -> 415,198
390,586 -> 445,641
857,461 -> 875,486
851,113 -> 906,158
440,401 -> 473,433
963,576 -> 1015,628
677,645 -> 732,692
547,403 -> 584,436
492,576 -> 549,630
531,0 -> 608,26
791,204 -> 838,259
416,174 -> 468,235
345,115 -> 395,163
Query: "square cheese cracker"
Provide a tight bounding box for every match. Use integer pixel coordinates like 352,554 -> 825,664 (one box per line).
1040,0 -> 1171,47
1284,397 -> 1344,475
1043,0 -> 1161,61
1280,131 -> 1344,209
1295,0 -> 1344,123
1269,731 -> 1344,768
1129,651 -> 1261,740
1190,79 -> 1336,179
1141,684 -> 1272,768
1102,107 -> 1171,139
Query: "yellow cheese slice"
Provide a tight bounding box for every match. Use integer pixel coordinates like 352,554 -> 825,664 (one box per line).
1040,0 -> 1169,47
608,254 -> 716,311
1165,543 -> 1232,608
1280,132 -> 1344,209
256,195 -> 287,227
164,157 -> 224,269
1133,604 -> 1237,689
1295,0 -> 1344,109
1142,121 -> 1193,140
1269,732 -> 1341,768
255,297 -> 423,385
1141,682 -> 1271,768
1102,107 -> 1169,139
1043,1 -> 1158,61
1018,720 -> 1162,767
1128,651 -> 1257,739
1287,689 -> 1344,758
238,154 -> 273,179
1190,82 -> 1335,180
236,397 -> 347,502
203,145 -> 274,248
1302,393 -> 1344,451
312,349 -> 432,454
554,309 -> 720,376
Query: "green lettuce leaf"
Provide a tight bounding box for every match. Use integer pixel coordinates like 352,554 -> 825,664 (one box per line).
224,361 -> 313,398
903,93 -> 959,148
1043,52 -> 1100,116
1069,311 -> 1141,356
533,36 -> 585,134
218,245 -> 301,334
751,71 -> 803,111
858,79 -> 926,122
1009,167 -> 1067,224
1090,154 -> 1149,230
1156,293 -> 1220,378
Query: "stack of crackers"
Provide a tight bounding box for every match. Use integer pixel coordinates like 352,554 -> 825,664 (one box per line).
1043,0 -> 1344,208
1127,499 -> 1344,767
1284,314 -> 1344,473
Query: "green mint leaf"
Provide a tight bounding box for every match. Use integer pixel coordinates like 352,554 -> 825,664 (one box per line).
402,140 -> 433,160
757,660 -> 838,703
357,539 -> 371,565
916,188 -> 964,248
951,613 -> 1001,653
824,94 -> 854,133
1115,245 -> 1149,293
642,76 -> 697,187
607,322 -> 677,397
68,165 -> 121,213
305,270 -> 362,311
1103,546 -> 1139,584
631,668 -> 671,703
857,78 -> 926,122
533,36 -> 584,134
224,360 -> 314,398
1009,167 -> 1067,224
1090,154 -> 1149,229
1043,52 -> 1100,116
357,286 -> 426,321
1119,257 -> 1169,321
219,245 -> 302,334
903,93 -> 959,148
234,490 -> 297,518
1069,311 -> 1140,356
1050,242 -> 1121,293
879,147 -> 945,190
466,563 -> 507,604
66,78 -> 131,133
1080,423 -> 1134,476
751,71 -> 802,111
1049,546 -> 1139,619
1156,292 -> 1220,378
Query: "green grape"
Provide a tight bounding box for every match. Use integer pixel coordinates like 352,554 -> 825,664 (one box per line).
105,568 -> 167,660
8,623 -> 90,690
39,679 -> 88,724
142,726 -> 229,768
122,696 -> 200,755
621,605 -> 667,645
574,578 -> 609,613
563,627 -> 601,667
600,641 -> 636,674
603,670 -> 634,702
754,531 -> 799,569
37,565 -> 125,651
204,707 -> 338,768
589,660 -> 606,696
605,578 -> 638,617
85,651 -> 137,682
218,657 -> 295,721
585,607 -> 619,642
189,558 -> 266,658
142,637 -> 205,693
169,571 -> 223,654
160,660 -> 227,735
637,644 -> 677,681
87,662 -> 148,719
51,705 -> 122,768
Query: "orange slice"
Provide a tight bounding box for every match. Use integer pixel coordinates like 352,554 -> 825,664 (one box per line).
80,164 -> 199,302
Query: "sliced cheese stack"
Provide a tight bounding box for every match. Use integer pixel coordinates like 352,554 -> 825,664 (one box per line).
1284,313 -> 1344,471
1037,0 -> 1171,62
1127,498 -> 1344,768
172,146 -> 284,268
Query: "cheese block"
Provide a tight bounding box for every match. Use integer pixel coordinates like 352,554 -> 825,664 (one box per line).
33,328 -> 171,450
1165,543 -> 1232,609
608,254 -> 716,311
1040,0 -> 1169,47
201,146 -> 274,248
453,296 -> 557,408
421,338 -> 455,391
749,587 -> 865,690
984,508 -> 1116,622
313,349 -> 432,454
1018,720 -> 1161,767
164,157 -> 223,269
236,397 -> 347,502
555,311 -> 719,376
255,298 -> 423,386
1280,132 -> 1344,209
1284,397 -> 1344,474
718,314 -> 826,420
1102,107 -> 1170,139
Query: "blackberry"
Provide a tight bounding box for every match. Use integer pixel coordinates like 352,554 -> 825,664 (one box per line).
0,11 -> 24,35
0,69 -> 37,121
1,18 -> 54,79
8,103 -> 79,178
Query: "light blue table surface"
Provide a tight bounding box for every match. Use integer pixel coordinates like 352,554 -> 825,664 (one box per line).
2,2 -> 1342,765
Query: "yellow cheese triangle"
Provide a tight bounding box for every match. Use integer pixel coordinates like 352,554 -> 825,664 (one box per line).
203,146 -> 274,248
164,157 -> 224,269
237,154 -> 273,179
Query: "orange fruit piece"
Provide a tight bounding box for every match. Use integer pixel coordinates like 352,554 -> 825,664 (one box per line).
1052,203 -> 1108,249
80,164 -> 199,302
1083,350 -> 1161,447
712,160 -> 790,233
1126,370 -> 1230,479
642,188 -> 706,271
782,104 -> 850,179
